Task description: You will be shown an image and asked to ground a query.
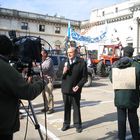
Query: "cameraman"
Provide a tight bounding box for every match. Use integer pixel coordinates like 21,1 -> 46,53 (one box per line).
0,35 -> 46,140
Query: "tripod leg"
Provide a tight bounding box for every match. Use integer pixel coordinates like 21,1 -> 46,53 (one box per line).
28,101 -> 44,140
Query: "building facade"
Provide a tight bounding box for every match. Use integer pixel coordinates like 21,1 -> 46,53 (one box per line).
0,7 -> 81,50
1,0 -> 140,55
81,0 -> 140,55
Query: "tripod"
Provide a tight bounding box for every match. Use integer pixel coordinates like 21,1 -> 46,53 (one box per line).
19,75 -> 48,140
20,100 -> 44,140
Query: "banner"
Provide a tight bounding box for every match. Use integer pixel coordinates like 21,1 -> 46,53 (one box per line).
71,30 -> 107,43
66,21 -> 107,44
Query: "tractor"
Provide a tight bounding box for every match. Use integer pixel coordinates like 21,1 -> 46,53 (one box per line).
89,44 -> 122,77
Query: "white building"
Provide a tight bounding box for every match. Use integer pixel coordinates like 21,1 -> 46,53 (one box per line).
81,0 -> 140,55
1,0 -> 140,55
0,7 -> 81,50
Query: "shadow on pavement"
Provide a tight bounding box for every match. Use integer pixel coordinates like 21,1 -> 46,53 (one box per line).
96,130 -> 118,140
19,99 -> 101,119
82,112 -> 117,129
92,82 -> 108,87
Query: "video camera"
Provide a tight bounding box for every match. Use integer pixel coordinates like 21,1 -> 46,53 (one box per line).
9,36 -> 42,75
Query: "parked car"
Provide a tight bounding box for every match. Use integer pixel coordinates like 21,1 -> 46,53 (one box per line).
50,54 -> 95,87
50,55 -> 67,86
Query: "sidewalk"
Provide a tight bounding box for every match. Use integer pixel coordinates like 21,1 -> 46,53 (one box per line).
14,77 -> 139,140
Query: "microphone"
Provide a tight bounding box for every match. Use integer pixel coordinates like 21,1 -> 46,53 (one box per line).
63,61 -> 70,74
64,62 -> 68,67
65,61 -> 70,69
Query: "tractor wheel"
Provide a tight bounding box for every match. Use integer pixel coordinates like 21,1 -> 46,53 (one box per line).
84,74 -> 92,87
96,61 -> 107,77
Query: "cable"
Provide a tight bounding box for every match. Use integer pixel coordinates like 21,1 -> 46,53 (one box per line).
19,71 -> 46,140
19,100 -> 29,140
24,103 -> 29,140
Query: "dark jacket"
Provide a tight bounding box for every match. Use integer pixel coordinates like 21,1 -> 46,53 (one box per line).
109,57 -> 140,109
0,57 -> 45,135
61,57 -> 87,94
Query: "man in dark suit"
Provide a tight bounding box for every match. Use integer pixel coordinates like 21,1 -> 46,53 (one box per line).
61,46 -> 87,133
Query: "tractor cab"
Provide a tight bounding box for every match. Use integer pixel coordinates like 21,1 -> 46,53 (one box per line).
101,44 -> 122,65
88,44 -> 122,77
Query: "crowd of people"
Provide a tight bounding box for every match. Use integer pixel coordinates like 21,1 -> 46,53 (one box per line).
0,35 -> 140,140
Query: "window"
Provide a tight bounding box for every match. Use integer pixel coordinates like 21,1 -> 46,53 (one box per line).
60,56 -> 67,63
115,48 -> 121,57
102,11 -> 105,16
50,56 -> 58,66
21,22 -> 28,30
108,48 -> 113,55
103,47 -> 108,55
55,27 -> 61,34
115,7 -> 118,13
39,24 -> 45,32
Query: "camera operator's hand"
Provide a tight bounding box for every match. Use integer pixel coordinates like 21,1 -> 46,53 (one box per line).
32,61 -> 36,67
27,76 -> 33,83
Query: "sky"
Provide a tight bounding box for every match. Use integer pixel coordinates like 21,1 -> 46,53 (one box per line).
0,0 -> 127,21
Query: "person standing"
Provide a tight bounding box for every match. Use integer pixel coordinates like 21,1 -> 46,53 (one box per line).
109,46 -> 140,140
41,49 -> 55,114
0,35 -> 46,140
61,47 -> 87,133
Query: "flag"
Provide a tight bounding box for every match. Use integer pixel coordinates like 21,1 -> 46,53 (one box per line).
67,21 -> 71,40
65,21 -> 71,49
